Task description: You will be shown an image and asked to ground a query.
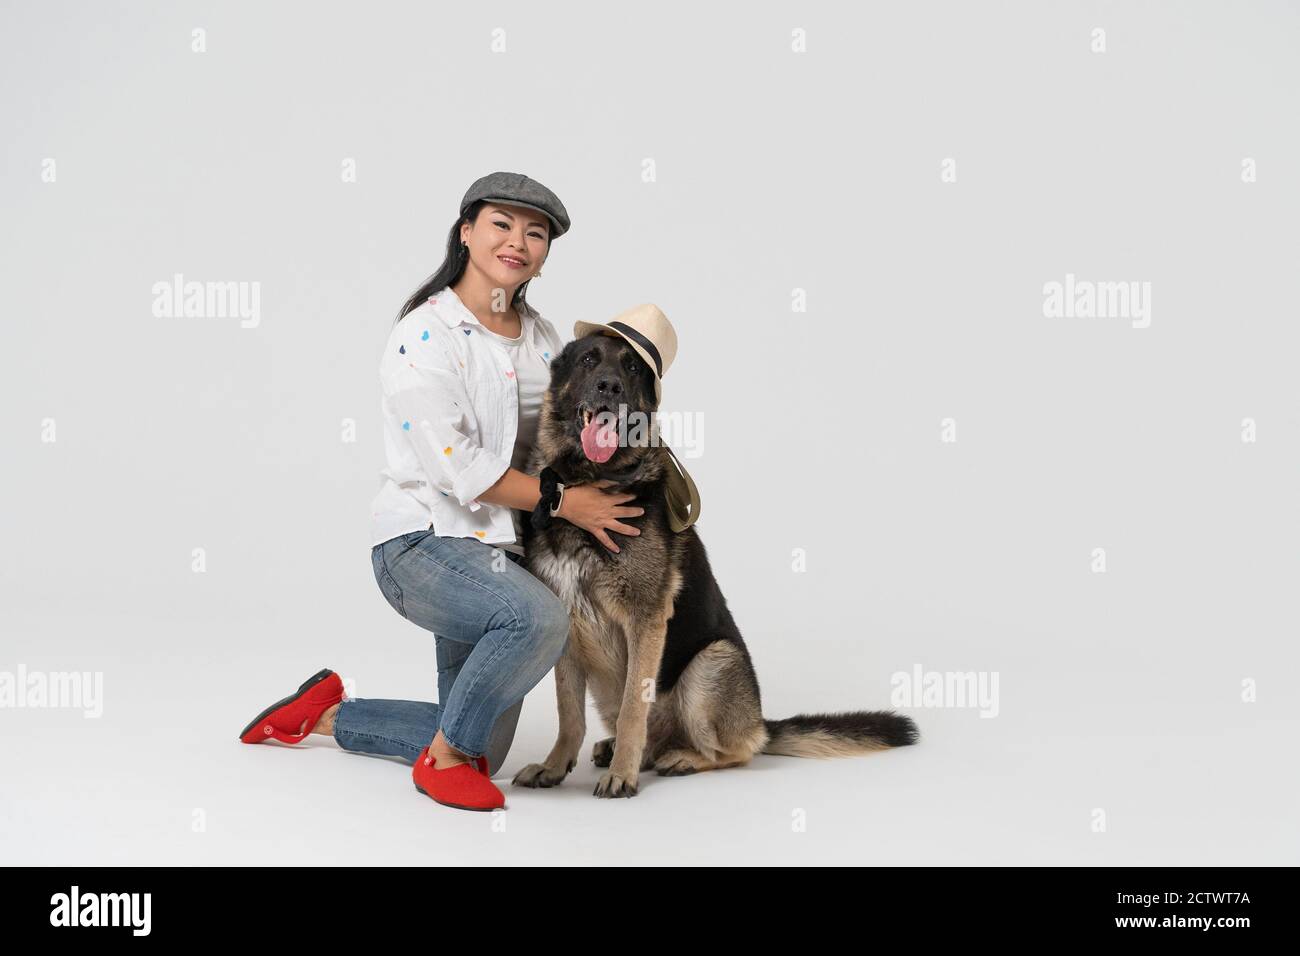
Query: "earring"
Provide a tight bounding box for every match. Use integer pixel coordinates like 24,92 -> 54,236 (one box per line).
535,270 -> 542,278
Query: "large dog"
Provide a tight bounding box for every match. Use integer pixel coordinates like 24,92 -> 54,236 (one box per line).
512,331 -> 918,798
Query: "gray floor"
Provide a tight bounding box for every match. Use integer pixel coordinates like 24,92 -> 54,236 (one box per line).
4,609 -> 1293,866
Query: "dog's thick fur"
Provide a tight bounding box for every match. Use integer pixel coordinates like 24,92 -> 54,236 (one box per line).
512,332 -> 918,797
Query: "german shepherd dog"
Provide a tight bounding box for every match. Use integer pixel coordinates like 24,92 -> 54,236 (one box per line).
512,331 -> 919,798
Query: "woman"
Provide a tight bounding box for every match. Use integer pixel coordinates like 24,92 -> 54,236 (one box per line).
238,172 -> 646,812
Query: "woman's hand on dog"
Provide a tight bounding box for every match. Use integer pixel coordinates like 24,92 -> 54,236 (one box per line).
557,479 -> 644,553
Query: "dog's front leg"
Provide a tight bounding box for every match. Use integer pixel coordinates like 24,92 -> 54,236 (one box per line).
511,646 -> 586,789
594,617 -> 667,798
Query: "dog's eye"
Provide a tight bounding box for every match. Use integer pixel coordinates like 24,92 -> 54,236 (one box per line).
582,353 -> 596,367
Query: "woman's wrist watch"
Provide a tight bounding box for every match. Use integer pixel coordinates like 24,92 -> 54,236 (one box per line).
532,466 -> 566,530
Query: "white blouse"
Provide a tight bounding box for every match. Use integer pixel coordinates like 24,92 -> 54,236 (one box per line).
369,286 -> 566,552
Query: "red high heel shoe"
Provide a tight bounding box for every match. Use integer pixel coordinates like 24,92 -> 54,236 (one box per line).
239,668 -> 345,745
412,745 -> 505,811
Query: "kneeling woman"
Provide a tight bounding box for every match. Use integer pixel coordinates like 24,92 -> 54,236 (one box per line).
237,173 -> 645,812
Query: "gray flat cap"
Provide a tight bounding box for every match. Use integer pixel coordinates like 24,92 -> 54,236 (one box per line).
459,171 -> 571,239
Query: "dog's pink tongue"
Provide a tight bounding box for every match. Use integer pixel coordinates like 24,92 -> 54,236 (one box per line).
581,416 -> 619,463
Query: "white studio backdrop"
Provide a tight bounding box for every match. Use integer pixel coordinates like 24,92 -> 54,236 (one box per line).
2,0 -> 1297,865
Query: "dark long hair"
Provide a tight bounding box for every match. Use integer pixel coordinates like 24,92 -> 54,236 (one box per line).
394,200 -> 547,325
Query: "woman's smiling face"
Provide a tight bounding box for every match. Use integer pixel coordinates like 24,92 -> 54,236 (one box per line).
462,203 -> 551,287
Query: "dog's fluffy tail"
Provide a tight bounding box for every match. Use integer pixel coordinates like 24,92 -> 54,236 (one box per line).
761,710 -> 919,758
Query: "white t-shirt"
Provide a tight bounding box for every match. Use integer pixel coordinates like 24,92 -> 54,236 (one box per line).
475,317 -> 552,555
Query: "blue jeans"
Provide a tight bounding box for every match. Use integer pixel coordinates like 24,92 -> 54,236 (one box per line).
336,529 -> 570,775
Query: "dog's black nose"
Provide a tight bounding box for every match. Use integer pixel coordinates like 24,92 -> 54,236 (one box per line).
595,379 -> 623,398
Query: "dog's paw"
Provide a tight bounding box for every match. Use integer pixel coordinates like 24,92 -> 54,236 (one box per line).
512,760 -> 573,788
591,737 -> 615,767
655,760 -> 701,777
654,749 -> 704,776
593,768 -> 639,798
